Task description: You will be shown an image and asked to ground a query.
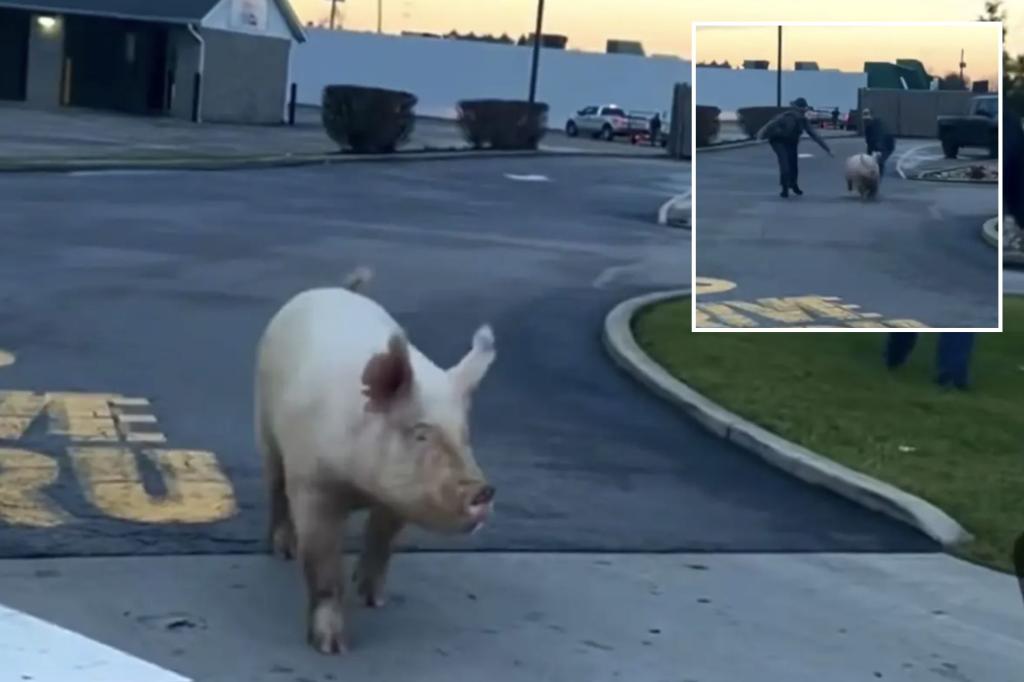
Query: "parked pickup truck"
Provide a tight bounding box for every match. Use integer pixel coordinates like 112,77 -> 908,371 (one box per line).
565,104 -> 657,141
936,95 -> 998,159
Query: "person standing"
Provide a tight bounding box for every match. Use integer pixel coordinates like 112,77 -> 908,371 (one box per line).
831,107 -> 840,129
862,108 -> 896,178
1003,105 -> 1024,229
649,112 -> 662,147
756,97 -> 834,198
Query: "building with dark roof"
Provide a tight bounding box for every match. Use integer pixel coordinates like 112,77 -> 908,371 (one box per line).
0,0 -> 305,123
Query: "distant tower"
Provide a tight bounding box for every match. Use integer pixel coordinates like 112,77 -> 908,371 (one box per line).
959,48 -> 966,86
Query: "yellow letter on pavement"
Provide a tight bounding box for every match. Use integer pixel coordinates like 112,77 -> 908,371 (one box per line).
70,447 -> 237,524
0,448 -> 67,527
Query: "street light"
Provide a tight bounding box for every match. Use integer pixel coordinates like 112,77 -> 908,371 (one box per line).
776,25 -> 782,107
528,0 -> 546,104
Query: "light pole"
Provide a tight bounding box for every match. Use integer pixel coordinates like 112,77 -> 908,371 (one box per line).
776,25 -> 782,107
528,0 -> 546,104
378,0 -> 383,33
329,0 -> 338,29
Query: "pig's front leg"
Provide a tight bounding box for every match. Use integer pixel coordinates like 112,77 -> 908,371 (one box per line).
292,488 -> 349,654
354,505 -> 404,608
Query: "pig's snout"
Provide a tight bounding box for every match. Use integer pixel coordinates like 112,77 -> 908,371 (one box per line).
472,485 -> 496,506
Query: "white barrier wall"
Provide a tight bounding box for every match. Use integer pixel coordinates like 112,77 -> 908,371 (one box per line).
290,30 -> 869,128
291,29 -> 689,128
695,67 -> 868,117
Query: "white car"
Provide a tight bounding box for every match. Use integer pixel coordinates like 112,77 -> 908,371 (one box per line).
566,104 -> 644,141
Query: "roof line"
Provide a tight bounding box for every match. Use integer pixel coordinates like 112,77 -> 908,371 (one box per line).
0,1 -> 200,24
0,0 -> 306,41
198,0 -> 306,42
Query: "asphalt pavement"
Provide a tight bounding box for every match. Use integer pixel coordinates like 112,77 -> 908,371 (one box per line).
0,156 -> 933,558
694,137 -> 999,328
1,156 -> 1020,682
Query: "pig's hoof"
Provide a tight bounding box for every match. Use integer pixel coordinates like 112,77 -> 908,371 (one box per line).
308,605 -> 347,655
354,569 -> 387,608
271,524 -> 296,560
308,629 -> 348,655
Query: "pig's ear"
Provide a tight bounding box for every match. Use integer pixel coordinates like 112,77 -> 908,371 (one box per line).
449,325 -> 496,399
362,333 -> 415,412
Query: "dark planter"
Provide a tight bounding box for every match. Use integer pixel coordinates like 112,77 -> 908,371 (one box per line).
695,105 -> 721,147
736,106 -> 788,139
456,99 -> 549,150
321,85 -> 417,154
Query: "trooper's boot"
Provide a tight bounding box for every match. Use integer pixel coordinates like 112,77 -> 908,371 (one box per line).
780,186 -> 789,198
790,184 -> 804,196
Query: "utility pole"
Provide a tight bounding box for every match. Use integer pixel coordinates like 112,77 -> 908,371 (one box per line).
959,48 -> 966,88
378,0 -> 383,33
776,25 -> 782,107
528,0 -> 546,104
329,0 -> 338,30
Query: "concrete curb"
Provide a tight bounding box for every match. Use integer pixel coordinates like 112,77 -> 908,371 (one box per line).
982,217 -> 1024,265
602,289 -> 974,549
657,192 -> 691,229
0,147 -> 677,174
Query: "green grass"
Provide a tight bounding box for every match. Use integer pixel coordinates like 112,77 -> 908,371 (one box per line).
634,297 -> 1024,573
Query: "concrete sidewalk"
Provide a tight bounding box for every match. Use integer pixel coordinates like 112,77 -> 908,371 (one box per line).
0,552 -> 1020,682
0,104 -> 666,164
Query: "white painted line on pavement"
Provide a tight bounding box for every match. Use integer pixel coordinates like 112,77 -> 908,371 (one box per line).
0,603 -> 191,682
896,142 -> 941,180
504,173 -> 551,182
68,170 -> 179,177
798,153 -> 815,158
657,189 -> 691,226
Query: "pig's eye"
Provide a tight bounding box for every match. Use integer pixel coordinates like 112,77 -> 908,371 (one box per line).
412,424 -> 431,442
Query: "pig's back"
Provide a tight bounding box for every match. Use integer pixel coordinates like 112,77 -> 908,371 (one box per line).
257,287 -> 403,422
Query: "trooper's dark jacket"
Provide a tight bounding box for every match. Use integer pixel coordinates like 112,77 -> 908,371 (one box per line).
864,117 -> 895,154
756,109 -> 830,153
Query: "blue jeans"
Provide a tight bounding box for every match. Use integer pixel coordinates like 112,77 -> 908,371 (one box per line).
885,333 -> 975,388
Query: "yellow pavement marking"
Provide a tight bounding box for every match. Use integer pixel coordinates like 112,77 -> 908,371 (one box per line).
694,308 -> 724,327
727,298 -> 816,325
695,293 -> 927,329
0,448 -> 68,527
699,303 -> 757,327
70,447 -> 237,524
694,277 -> 737,296
0,392 -> 49,440
0,391 -> 164,442
45,392 -> 120,442
0,350 -> 14,368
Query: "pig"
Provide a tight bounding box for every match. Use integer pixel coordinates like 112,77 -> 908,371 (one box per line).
845,151 -> 882,200
254,267 -> 497,654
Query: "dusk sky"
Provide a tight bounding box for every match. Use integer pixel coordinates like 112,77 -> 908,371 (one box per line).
293,0 -> 1023,78
697,24 -> 1002,84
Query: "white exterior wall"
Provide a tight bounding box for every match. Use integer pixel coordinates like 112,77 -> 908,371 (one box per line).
291,29 -> 689,127
696,67 -> 868,117
289,30 -> 869,127
202,0 -> 294,41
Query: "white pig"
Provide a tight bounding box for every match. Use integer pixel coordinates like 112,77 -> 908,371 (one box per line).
254,267 -> 497,654
845,152 -> 882,200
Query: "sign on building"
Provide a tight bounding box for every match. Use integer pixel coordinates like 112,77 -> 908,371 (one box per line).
230,0 -> 268,31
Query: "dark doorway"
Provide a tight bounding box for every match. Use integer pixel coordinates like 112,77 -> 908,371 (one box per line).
0,9 -> 30,102
63,15 -> 169,115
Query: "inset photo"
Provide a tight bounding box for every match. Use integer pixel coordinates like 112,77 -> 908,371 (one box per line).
691,21 -> 1003,331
